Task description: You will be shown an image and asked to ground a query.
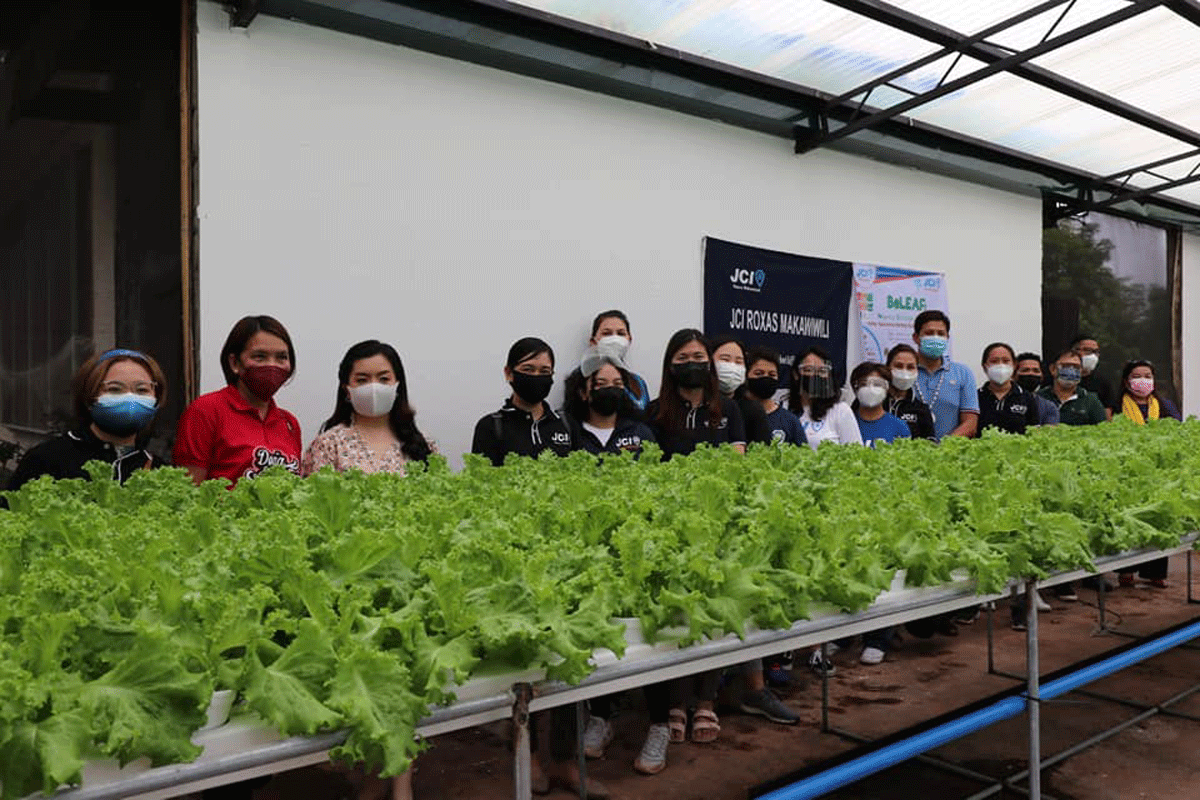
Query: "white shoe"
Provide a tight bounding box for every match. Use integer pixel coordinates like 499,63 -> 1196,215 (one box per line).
860,646 -> 886,665
1035,593 -> 1052,612
583,715 -> 613,759
634,723 -> 670,775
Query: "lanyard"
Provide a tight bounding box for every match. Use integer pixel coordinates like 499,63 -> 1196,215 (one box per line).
915,368 -> 947,423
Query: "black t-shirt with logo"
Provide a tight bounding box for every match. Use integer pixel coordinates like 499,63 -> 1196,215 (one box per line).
977,384 -> 1040,435
471,401 -> 574,466
645,395 -> 746,459
886,393 -> 936,440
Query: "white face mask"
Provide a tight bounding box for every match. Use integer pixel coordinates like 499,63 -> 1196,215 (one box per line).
856,384 -> 888,408
595,335 -> 630,362
986,364 -> 1014,386
348,382 -> 398,418
715,362 -> 746,394
1081,353 -> 1099,373
891,369 -> 918,391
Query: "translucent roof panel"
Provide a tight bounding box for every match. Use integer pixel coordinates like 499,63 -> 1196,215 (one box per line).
512,0 -> 1200,207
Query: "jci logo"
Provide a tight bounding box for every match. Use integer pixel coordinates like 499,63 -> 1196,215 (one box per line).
730,268 -> 766,292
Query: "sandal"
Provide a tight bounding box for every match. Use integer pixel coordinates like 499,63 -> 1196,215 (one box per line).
667,708 -> 687,743
690,708 -> 720,743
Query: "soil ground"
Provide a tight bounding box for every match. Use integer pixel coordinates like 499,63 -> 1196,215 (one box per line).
253,558 -> 1200,800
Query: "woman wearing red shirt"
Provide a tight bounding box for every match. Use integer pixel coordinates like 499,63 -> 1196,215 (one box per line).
174,315 -> 302,486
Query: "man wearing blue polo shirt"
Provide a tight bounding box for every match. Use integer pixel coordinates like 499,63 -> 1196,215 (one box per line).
912,310 -> 979,440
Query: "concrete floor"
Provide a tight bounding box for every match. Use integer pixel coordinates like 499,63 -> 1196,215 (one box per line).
260,558 -> 1200,800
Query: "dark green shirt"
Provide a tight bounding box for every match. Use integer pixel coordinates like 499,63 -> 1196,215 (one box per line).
1036,386 -> 1106,426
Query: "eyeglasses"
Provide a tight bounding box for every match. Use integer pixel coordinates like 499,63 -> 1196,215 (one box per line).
101,381 -> 157,396
857,378 -> 889,390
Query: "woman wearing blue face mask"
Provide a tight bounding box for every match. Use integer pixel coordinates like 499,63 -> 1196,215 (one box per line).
5,349 -> 166,492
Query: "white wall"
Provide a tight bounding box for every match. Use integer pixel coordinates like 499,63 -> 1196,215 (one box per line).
1184,233 -> 1200,419
195,4 -> 1043,466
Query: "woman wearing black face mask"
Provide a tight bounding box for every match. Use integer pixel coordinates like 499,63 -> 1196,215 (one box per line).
645,328 -> 746,460
562,348 -> 656,456
470,337 -> 574,467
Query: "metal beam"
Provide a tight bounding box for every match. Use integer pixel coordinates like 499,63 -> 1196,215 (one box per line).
822,0 -> 1073,111
229,0 -> 261,28
810,0 -> 1200,152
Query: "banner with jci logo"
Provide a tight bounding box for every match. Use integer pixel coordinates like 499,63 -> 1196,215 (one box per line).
853,264 -> 950,363
703,237 -> 852,387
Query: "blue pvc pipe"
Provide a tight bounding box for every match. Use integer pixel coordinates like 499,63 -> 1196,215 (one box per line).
1040,618 -> 1200,700
757,697 -> 1026,800
759,618 -> 1200,800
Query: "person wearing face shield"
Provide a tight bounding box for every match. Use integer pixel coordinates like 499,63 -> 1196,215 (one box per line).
302,340 -> 435,477
561,348 -> 656,456
884,344 -> 936,441
911,310 -> 979,440
788,346 -> 863,451
1070,334 -> 1113,420
470,338 -> 575,467
5,349 -> 166,495
977,343 -> 1043,436
588,310 -> 650,415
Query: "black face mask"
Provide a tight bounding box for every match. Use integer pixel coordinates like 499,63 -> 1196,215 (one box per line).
671,361 -> 710,389
1016,374 -> 1042,393
588,386 -> 623,416
745,375 -> 779,399
511,372 -> 553,405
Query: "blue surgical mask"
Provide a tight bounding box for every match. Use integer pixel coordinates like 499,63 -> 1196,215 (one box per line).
1056,366 -> 1081,386
91,393 -> 157,437
919,336 -> 948,358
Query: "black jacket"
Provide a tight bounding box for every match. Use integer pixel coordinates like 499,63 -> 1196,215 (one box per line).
646,395 -> 746,459
733,393 -> 772,445
886,393 -> 936,441
566,414 -> 656,455
471,400 -> 574,466
977,384 -> 1040,435
5,428 -> 155,493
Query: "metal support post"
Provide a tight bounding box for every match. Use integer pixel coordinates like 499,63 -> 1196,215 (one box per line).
1096,572 -> 1111,634
821,642 -> 831,733
513,683 -> 532,800
986,600 -> 996,674
1026,579 -> 1042,800
575,700 -> 588,800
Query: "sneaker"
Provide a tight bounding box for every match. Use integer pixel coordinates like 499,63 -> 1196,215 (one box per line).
1053,584 -> 1078,601
1035,593 -> 1052,612
808,649 -> 836,677
583,715 -> 614,759
634,723 -> 670,775
1011,619 -> 1027,632
739,688 -> 801,724
1149,578 -> 1168,589
859,646 -> 886,666
765,662 -> 792,687
1119,573 -> 1136,587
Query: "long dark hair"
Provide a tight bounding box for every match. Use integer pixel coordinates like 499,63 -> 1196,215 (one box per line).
321,340 -> 432,462
789,345 -> 838,422
654,328 -> 721,434
707,333 -> 750,398
563,363 -> 638,422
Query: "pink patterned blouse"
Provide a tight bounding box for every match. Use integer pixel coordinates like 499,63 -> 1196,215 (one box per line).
301,424 -> 435,476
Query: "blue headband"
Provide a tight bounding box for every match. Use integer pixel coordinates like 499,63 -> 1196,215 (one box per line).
97,348 -> 147,363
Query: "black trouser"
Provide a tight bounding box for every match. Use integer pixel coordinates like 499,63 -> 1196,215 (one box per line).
201,778 -> 269,799
529,707 -> 578,762
1119,557 -> 1169,581
643,671 -> 721,724
589,694 -> 615,720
